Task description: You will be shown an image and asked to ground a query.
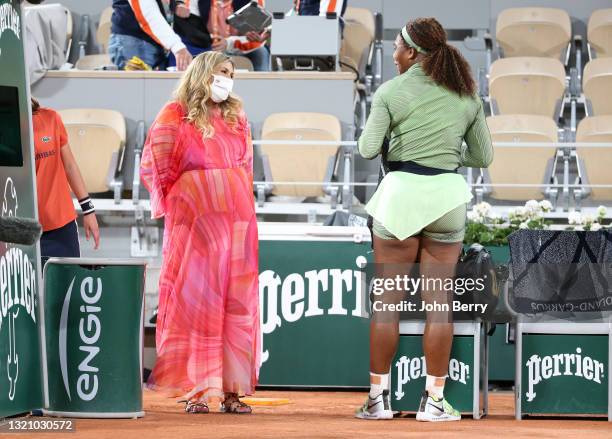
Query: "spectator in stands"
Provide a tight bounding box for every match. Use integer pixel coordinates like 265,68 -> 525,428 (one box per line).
355,18 -> 492,422
142,52 -> 259,414
170,0 -> 270,71
31,98 -> 100,264
294,0 -> 347,17
109,0 -> 193,70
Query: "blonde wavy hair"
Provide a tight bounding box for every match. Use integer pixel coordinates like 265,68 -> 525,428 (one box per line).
175,51 -> 242,139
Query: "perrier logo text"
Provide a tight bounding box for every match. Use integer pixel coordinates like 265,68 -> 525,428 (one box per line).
395,356 -> 470,400
526,348 -> 605,402
0,3 -> 20,41
259,256 -> 368,364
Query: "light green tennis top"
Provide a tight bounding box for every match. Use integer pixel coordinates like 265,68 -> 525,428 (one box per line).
358,63 -> 493,168
359,63 -> 493,240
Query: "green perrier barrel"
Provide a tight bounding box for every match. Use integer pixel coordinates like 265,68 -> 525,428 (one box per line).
43,258 -> 145,418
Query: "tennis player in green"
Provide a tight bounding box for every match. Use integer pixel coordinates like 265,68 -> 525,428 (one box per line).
355,18 -> 493,422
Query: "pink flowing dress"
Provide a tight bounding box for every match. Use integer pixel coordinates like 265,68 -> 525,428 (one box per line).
141,102 -> 260,401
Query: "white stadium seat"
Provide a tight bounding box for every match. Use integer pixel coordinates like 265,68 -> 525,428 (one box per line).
484,114 -> 559,201
260,112 -> 341,198
588,8 -> 612,59
489,57 -> 566,118
97,6 -> 113,53
583,58 -> 612,115
496,7 -> 571,60
59,108 -> 126,194
575,115 -> 612,201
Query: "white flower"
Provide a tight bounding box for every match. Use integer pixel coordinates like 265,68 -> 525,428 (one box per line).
591,223 -> 602,232
525,200 -> 540,212
539,200 -> 553,212
489,212 -> 501,221
597,205 -> 607,217
513,206 -> 527,218
568,211 -> 583,225
468,210 -> 485,224
519,222 -> 529,229
583,213 -> 595,225
474,202 -> 491,217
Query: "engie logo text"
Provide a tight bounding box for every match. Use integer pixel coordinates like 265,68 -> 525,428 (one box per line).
59,276 -> 102,402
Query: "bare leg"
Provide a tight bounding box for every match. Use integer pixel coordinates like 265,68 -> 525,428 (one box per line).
419,237 -> 462,377
356,233 -> 418,420
369,235 -> 419,374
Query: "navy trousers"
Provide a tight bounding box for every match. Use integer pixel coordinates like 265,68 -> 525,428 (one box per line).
40,220 -> 80,266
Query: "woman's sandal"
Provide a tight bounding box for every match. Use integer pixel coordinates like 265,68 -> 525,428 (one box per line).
178,399 -> 210,414
221,396 -> 252,414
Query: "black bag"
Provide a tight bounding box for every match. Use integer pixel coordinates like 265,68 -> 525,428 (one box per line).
455,243 -> 499,321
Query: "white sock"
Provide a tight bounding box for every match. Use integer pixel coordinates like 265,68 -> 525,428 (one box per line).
426,375 -> 446,399
369,372 -> 389,399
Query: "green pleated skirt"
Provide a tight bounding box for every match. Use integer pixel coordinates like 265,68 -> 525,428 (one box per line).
366,172 -> 472,241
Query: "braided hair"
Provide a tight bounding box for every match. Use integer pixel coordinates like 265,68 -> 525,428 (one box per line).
402,18 -> 476,96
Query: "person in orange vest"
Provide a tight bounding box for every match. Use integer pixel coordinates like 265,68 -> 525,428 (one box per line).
109,0 -> 193,70
294,0 -> 346,17
31,98 -> 100,265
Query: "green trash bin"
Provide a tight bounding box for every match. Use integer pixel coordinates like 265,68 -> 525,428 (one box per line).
42,258 -> 146,418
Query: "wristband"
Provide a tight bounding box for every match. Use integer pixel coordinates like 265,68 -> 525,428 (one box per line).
78,197 -> 95,216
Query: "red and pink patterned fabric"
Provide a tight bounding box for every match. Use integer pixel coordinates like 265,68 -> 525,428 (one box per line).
141,102 -> 260,402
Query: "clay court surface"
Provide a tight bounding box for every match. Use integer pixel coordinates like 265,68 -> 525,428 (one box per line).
8,390 -> 611,439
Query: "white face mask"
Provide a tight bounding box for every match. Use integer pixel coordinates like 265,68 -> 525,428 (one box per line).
210,74 -> 234,103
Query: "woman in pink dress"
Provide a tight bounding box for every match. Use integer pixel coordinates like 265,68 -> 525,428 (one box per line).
141,51 -> 259,414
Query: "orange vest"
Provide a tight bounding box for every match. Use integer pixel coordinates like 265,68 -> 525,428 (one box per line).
33,108 -> 77,232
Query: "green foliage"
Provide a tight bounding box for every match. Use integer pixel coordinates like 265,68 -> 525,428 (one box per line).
464,222 -> 513,246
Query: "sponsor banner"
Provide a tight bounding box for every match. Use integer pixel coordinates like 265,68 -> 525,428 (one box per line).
390,336 -> 475,412
0,238 -> 40,416
258,240 -> 371,386
44,262 -> 145,415
521,334 -> 608,414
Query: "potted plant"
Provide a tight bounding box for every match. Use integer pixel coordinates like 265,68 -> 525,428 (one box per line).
464,200 -> 554,264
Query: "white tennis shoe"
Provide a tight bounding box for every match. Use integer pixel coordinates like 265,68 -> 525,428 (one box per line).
355,390 -> 394,420
416,391 -> 461,422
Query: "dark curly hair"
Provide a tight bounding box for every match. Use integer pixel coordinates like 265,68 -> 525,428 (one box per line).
402,18 -> 476,96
